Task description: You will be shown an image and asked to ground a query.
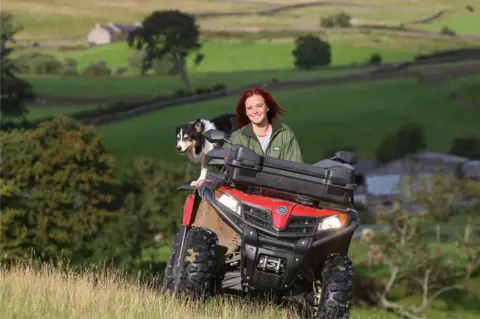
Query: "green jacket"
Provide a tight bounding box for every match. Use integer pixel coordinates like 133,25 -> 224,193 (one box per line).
226,121 -> 303,163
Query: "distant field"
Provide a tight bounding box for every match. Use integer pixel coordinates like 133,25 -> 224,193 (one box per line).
15,32 -> 476,79
24,66 -> 372,97
198,6 -> 431,29
4,0 -> 478,41
2,0 -> 262,40
418,13 -> 480,35
97,75 -> 480,176
25,106 -> 98,121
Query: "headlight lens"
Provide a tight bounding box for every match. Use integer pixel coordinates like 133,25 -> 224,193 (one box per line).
318,215 -> 345,231
217,193 -> 242,215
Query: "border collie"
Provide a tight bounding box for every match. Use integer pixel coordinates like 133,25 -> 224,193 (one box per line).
176,113 -> 237,186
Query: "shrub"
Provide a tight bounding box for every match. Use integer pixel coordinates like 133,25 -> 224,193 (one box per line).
292,34 -> 331,70
335,11 -> 352,27
113,66 -> 129,76
320,16 -> 335,28
13,53 -> 64,75
80,60 -> 112,76
441,26 -> 456,36
375,122 -> 426,163
368,53 -> 383,65
320,11 -> 352,28
0,114 -> 121,264
450,137 -> 480,159
152,55 -> 178,75
127,50 -> 147,75
89,158 -> 192,270
59,57 -> 78,76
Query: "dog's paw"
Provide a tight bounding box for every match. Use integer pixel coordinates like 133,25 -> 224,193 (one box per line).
190,180 -> 198,187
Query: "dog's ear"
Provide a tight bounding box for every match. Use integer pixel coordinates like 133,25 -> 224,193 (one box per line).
193,119 -> 203,132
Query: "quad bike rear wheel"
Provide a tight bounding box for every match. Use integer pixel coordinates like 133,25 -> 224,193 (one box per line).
315,253 -> 355,319
163,227 -> 220,301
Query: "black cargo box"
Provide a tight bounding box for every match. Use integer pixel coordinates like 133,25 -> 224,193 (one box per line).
223,145 -> 357,205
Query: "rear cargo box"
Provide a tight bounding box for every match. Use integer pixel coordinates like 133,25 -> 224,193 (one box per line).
224,146 -> 357,205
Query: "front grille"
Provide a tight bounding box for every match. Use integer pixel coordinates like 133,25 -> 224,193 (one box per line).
242,204 -> 322,237
243,204 -> 275,232
284,217 -> 318,236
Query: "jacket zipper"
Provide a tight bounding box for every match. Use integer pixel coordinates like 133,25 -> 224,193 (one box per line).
253,129 -> 283,156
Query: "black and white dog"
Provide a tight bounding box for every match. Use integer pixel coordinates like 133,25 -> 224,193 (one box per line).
176,113 -> 237,186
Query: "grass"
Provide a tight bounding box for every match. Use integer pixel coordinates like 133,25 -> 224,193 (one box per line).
97,75 -> 480,177
24,66 -> 373,97
5,0 -> 479,40
2,260 -> 478,319
15,37 -> 417,72
15,32 -> 476,74
419,13 -> 480,35
0,261 -> 400,319
24,105 -> 98,121
2,0 -> 263,40
198,7 -> 432,29
2,245 -> 479,319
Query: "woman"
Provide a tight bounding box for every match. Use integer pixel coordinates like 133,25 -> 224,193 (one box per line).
227,88 -> 303,163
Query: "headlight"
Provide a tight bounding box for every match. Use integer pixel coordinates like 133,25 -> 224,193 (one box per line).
217,193 -> 242,215
318,215 -> 346,231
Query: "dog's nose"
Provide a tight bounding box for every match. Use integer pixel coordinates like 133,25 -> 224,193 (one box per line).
176,146 -> 182,152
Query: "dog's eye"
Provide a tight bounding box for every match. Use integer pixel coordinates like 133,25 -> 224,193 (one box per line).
183,135 -> 190,139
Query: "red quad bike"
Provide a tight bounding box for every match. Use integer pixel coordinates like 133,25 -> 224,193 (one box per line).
162,129 -> 360,319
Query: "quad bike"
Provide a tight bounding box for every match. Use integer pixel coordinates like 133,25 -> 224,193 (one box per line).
162,129 -> 360,319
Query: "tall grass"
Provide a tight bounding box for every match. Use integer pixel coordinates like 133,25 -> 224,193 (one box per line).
0,261 -> 395,319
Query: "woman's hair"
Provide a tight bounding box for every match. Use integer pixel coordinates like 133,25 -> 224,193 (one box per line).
235,88 -> 286,128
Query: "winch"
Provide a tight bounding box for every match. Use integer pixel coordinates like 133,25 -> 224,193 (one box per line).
257,255 -> 287,274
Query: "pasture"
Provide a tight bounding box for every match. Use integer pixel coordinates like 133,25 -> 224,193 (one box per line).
24,105 -> 98,120
5,0 -> 479,41
24,65 -> 372,98
96,75 -> 480,176
19,33 -> 476,73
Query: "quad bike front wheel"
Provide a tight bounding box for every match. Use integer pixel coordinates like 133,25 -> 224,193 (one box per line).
163,227 -> 220,301
315,253 -> 355,319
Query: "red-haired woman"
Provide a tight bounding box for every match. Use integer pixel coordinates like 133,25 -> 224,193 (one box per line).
228,88 -> 303,162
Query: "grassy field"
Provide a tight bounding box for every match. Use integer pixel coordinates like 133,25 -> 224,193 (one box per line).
2,259 -> 478,319
4,0 -> 478,41
24,105 -> 98,120
419,13 -> 480,35
2,242 -> 479,319
24,66 -> 375,97
24,34 -> 477,72
96,75 -> 480,176
2,0 -> 263,40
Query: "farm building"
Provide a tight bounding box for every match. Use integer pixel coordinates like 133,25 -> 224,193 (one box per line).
339,151 -> 479,212
87,22 -> 142,46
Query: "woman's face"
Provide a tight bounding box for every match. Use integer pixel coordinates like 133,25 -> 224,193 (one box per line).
245,94 -> 269,126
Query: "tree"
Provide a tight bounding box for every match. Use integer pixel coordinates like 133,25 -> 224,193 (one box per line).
449,136 -> 480,159
292,34 -> 331,70
127,10 -> 204,93
0,12 -> 35,119
375,122 -> 426,163
89,158 -> 192,271
0,114 -> 121,264
401,169 -> 462,245
364,203 -> 464,319
447,179 -> 480,279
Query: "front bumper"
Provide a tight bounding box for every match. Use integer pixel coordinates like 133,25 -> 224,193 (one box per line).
200,182 -> 359,291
